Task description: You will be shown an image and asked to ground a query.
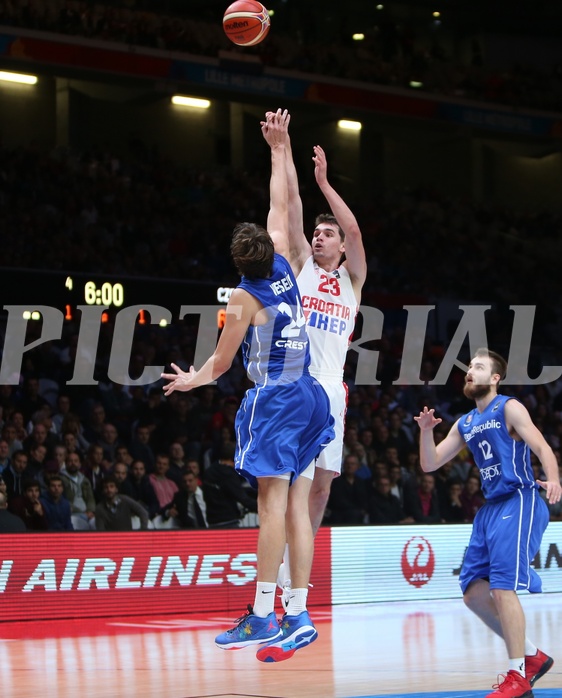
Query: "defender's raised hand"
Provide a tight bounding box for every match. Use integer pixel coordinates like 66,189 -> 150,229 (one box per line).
414,406 -> 442,431
161,363 -> 198,396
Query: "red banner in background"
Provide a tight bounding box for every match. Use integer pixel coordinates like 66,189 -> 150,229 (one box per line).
0,529 -> 332,621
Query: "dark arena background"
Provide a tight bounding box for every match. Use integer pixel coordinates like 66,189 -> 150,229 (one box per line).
1,1 -> 562,696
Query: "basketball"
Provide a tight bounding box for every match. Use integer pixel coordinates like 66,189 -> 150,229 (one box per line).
223,0 -> 271,47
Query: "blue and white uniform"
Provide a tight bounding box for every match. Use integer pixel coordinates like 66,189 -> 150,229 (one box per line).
457,394 -> 549,594
234,253 -> 335,488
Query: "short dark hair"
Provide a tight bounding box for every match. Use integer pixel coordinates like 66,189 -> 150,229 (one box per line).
473,348 -> 507,382
23,479 -> 41,492
230,222 -> 274,279
315,213 -> 344,242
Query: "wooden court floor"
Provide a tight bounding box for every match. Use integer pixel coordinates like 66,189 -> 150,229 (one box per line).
1,593 -> 561,698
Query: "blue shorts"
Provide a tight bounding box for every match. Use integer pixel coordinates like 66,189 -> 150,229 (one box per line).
234,373 -> 335,489
459,487 -> 549,594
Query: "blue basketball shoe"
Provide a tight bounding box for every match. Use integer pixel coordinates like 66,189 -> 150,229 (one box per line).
255,611 -> 318,662
215,605 -> 282,650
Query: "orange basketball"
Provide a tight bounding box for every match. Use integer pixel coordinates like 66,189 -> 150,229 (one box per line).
223,0 -> 271,47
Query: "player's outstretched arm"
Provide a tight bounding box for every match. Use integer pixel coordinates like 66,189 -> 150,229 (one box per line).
262,110 -> 309,273
161,288 -> 256,395
261,108 -> 290,258
313,145 -> 367,298
414,408 -> 464,472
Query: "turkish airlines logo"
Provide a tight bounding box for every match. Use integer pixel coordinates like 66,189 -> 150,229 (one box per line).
401,536 -> 435,588
0,553 -> 257,593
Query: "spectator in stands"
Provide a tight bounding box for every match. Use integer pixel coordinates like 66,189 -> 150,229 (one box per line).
149,453 -> 179,510
10,479 -> 49,530
38,444 -> 67,495
368,475 -> 414,524
60,412 -> 90,455
388,462 -> 411,507
460,474 -> 485,522
82,443 -> 106,503
60,451 -> 96,528
112,461 -> 129,490
46,444 -> 68,474
115,445 -> 134,468
51,393 -> 73,435
26,443 -> 48,479
0,491 -> 26,532
404,472 -> 443,524
82,403 -> 108,444
3,449 -> 30,505
350,442 -> 374,481
121,459 -> 160,520
166,440 -> 187,486
2,423 -> 23,457
358,427 -> 378,470
161,470 -> 208,529
202,441 -> 257,528
95,475 -> 149,531
96,422 -> 123,465
129,422 -> 156,473
40,474 -> 74,531
23,418 -> 56,460
62,430 -> 85,462
186,458 -> 203,487
440,478 -> 467,523
11,410 -> 30,443
0,439 -> 10,476
388,409 -> 414,460
326,454 -> 369,525
15,376 -> 50,423
156,395 -> 201,460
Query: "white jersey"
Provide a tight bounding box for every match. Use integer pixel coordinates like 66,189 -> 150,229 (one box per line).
297,255 -> 359,383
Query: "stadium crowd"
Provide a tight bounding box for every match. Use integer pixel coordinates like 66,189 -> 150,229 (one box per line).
1,139 -> 562,532
1,0 -> 562,113
1,322 -> 562,533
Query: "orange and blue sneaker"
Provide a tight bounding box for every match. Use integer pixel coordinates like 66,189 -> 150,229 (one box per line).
525,649 -> 553,687
256,611 -> 318,663
215,605 -> 282,650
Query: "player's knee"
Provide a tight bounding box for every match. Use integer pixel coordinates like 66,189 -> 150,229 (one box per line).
462,583 -> 477,610
310,481 -> 331,506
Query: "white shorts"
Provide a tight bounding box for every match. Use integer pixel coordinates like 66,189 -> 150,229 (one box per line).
277,461 -> 316,481
313,379 -> 347,475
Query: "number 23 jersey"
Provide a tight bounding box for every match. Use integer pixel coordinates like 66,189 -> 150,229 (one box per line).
457,394 -> 537,502
297,255 -> 358,381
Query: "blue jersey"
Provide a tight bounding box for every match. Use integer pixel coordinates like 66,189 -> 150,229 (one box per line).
238,253 -> 310,383
457,394 -> 537,502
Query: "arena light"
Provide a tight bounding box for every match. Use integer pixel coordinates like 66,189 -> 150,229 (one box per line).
338,119 -> 362,131
171,95 -> 210,109
409,80 -> 424,88
433,11 -> 441,17
0,70 -> 38,85
352,33 -> 365,41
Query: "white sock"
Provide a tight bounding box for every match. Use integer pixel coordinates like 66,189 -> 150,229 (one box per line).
276,546 -> 291,591
253,582 -> 276,617
524,638 -> 538,657
509,658 -> 525,677
285,587 -> 308,616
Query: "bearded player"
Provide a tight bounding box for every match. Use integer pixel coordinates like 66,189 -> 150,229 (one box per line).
415,348 -> 560,697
